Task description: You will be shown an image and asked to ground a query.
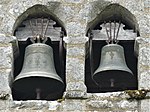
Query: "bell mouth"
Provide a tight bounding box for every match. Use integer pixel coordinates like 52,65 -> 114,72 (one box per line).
93,70 -> 136,91
13,76 -> 65,93
13,76 -> 65,100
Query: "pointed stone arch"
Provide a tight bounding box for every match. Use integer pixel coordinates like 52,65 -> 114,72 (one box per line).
86,3 -> 140,36
12,4 -> 66,36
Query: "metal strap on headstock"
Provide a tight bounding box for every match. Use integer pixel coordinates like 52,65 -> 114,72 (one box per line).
29,18 -> 50,43
104,21 -> 121,44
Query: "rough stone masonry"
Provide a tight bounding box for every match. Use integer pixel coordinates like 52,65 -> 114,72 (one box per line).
0,0 -> 149,111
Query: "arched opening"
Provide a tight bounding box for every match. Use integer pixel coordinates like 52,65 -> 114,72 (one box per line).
85,4 -> 139,93
12,4 -> 66,100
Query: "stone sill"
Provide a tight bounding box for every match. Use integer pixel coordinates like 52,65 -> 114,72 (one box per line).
10,100 -> 61,110
4,91 -> 149,111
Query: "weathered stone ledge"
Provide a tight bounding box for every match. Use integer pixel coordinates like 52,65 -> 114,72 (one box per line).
0,91 -> 149,111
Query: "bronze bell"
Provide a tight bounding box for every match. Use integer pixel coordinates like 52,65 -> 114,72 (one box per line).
13,43 -> 64,100
92,44 -> 135,91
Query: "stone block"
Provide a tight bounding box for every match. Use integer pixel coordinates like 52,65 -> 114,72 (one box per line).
67,45 -> 85,56
0,69 -> 13,100
87,99 -> 114,109
138,71 -> 150,90
138,43 -> 150,90
139,46 -> 150,67
64,36 -> 88,44
66,22 -> 86,37
144,0 -> 150,8
0,101 -> 10,110
0,34 -> 16,43
0,12 -> 15,35
65,82 -> 87,99
59,99 -> 86,111
86,92 -> 138,111
10,100 -> 61,111
0,34 -> 18,58
138,17 -> 150,35
134,37 -> 150,56
117,100 -> 138,110
140,99 -> 150,112
66,57 -> 85,82
66,82 -> 87,91
0,44 -> 13,69
87,91 -> 130,99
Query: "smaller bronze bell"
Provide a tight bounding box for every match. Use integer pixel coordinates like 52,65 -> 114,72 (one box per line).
13,43 -> 64,100
93,44 -> 136,91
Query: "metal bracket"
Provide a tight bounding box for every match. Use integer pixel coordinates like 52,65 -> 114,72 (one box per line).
104,21 -> 121,44
29,18 -> 50,43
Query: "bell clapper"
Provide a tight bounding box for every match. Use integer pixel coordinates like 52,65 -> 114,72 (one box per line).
110,78 -> 115,87
36,88 -> 41,100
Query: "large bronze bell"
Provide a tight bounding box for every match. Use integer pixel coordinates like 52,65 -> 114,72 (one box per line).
13,43 -> 64,100
93,44 -> 135,91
